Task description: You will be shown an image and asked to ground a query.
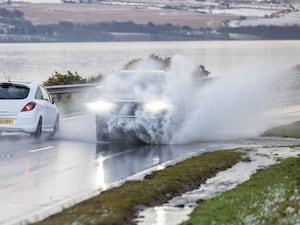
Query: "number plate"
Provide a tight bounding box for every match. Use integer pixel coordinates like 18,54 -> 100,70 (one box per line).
0,119 -> 14,125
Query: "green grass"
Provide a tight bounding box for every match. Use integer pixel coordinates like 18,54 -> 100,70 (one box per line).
181,157 -> 300,225
34,150 -> 242,225
263,121 -> 300,138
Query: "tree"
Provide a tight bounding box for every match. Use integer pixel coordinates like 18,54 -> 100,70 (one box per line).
43,71 -> 86,86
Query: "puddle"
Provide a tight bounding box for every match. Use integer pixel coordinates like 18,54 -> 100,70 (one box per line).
135,147 -> 300,225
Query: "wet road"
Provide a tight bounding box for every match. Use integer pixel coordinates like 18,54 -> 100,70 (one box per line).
1,115 -> 300,225
0,133 -> 226,225
0,115 -> 230,225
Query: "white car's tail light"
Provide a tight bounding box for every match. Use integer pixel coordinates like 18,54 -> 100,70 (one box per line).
21,102 -> 36,112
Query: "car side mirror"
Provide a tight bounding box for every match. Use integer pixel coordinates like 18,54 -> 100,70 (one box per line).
52,97 -> 59,104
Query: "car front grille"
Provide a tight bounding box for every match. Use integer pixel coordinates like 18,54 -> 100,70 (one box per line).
113,102 -> 141,117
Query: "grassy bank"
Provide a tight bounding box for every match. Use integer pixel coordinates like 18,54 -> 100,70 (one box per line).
263,121 -> 300,138
34,150 -> 242,225
181,156 -> 300,225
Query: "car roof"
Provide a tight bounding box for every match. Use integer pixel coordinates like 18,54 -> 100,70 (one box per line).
117,69 -> 171,76
0,81 -> 40,88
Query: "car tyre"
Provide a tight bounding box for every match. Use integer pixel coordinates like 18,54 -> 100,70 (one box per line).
96,118 -> 110,142
31,117 -> 42,138
51,116 -> 59,136
97,130 -> 109,142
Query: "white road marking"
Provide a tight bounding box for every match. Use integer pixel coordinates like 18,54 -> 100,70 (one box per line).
62,115 -> 88,121
29,146 -> 54,153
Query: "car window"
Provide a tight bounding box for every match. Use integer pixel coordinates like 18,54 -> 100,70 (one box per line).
0,83 -> 30,99
106,71 -> 167,95
35,87 -> 43,100
40,86 -> 51,102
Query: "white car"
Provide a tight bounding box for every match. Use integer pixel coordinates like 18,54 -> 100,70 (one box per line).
0,81 -> 59,137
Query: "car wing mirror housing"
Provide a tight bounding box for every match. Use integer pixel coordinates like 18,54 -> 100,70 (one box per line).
52,97 -> 59,104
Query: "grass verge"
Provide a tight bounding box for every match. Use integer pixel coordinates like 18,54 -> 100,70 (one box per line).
34,150 -> 242,225
263,121 -> 300,138
181,156 -> 300,225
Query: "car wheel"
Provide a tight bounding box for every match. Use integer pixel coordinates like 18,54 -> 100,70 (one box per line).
96,118 -> 110,142
97,130 -> 109,142
51,116 -> 59,136
31,117 -> 42,138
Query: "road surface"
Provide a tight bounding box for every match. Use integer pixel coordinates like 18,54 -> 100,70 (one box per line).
1,114 -> 300,225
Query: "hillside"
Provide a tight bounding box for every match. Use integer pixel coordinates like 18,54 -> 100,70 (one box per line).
0,0 -> 299,42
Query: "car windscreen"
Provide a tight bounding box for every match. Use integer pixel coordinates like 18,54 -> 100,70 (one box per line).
0,83 -> 30,99
105,71 -> 167,95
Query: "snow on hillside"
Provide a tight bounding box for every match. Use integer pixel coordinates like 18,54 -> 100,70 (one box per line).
230,11 -> 300,26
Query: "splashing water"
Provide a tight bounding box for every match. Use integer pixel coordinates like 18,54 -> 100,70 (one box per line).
89,55 -> 280,144
172,62 -> 279,144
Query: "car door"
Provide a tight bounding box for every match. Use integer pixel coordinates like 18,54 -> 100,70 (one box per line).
39,86 -> 57,128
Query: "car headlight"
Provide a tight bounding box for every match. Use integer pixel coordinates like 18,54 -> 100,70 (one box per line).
86,100 -> 115,114
144,100 -> 171,114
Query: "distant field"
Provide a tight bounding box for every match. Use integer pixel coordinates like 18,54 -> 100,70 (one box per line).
2,3 -> 237,28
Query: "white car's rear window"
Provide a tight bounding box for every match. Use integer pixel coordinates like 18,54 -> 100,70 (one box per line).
0,83 -> 30,99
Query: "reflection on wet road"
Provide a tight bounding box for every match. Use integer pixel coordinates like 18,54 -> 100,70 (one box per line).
1,132 -> 300,225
